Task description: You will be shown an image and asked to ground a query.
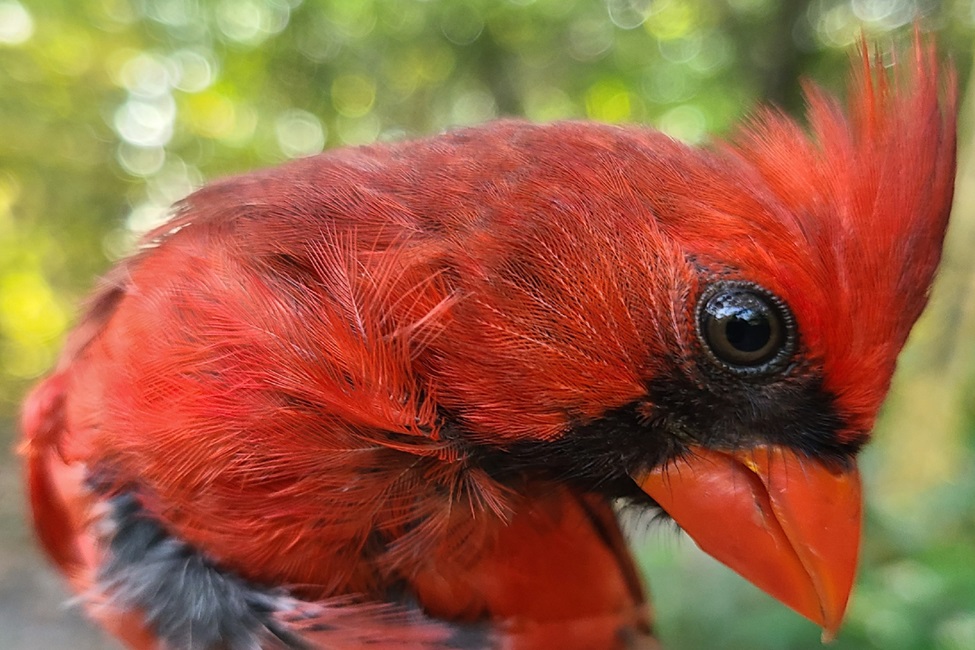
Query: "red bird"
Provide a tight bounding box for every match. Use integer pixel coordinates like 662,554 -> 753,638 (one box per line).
22,39 -> 956,649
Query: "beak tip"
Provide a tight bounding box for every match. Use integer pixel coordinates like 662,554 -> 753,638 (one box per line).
819,596 -> 852,643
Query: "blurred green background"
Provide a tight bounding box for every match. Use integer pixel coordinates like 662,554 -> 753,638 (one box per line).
1,0 -> 974,648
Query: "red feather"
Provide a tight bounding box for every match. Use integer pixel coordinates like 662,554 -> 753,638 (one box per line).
22,36 -> 954,649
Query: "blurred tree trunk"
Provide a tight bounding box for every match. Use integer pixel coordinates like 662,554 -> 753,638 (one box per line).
728,0 -> 814,111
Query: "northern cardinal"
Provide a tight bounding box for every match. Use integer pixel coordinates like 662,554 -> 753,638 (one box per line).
21,37 -> 956,649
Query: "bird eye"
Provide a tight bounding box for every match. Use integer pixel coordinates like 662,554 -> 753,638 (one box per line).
697,282 -> 795,375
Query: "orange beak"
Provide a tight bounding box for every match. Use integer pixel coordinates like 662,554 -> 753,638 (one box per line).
634,445 -> 861,640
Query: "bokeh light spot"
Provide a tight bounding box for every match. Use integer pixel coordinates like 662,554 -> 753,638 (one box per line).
658,104 -> 706,143
568,16 -> 615,61
275,109 -> 326,158
331,74 -> 377,118
814,2 -> 859,47
113,95 -> 176,147
658,32 -> 702,64
170,48 -> 217,93
215,0 -> 291,46
687,29 -> 733,74
0,0 -> 33,45
645,62 -> 695,103
852,0 -> 916,28
336,113 -> 380,146
440,3 -> 484,45
606,0 -> 653,30
449,88 -> 497,126
645,0 -> 698,41
145,158 -> 202,208
125,201 -> 172,234
185,91 -> 238,140
119,51 -> 173,97
586,79 -> 632,122
116,143 -> 166,177
0,271 -> 68,377
525,86 -> 576,121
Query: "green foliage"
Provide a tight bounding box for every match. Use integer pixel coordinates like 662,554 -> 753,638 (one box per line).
2,1 -> 974,647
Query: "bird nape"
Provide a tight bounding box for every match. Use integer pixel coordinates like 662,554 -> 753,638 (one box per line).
21,36 -> 956,650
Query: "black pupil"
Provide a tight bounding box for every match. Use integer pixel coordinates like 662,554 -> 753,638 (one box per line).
701,287 -> 787,370
724,309 -> 771,352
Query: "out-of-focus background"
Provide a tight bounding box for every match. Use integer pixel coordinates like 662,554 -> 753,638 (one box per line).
1,0 -> 973,648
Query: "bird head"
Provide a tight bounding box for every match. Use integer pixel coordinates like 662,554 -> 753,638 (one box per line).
423,38 -> 956,638
636,40 -> 956,636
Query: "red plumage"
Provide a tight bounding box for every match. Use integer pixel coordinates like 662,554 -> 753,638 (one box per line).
22,36 -> 955,649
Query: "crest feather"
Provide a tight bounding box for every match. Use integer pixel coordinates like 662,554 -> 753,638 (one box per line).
728,31 -> 957,435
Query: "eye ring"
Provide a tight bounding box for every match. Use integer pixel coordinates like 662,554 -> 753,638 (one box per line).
696,281 -> 796,377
